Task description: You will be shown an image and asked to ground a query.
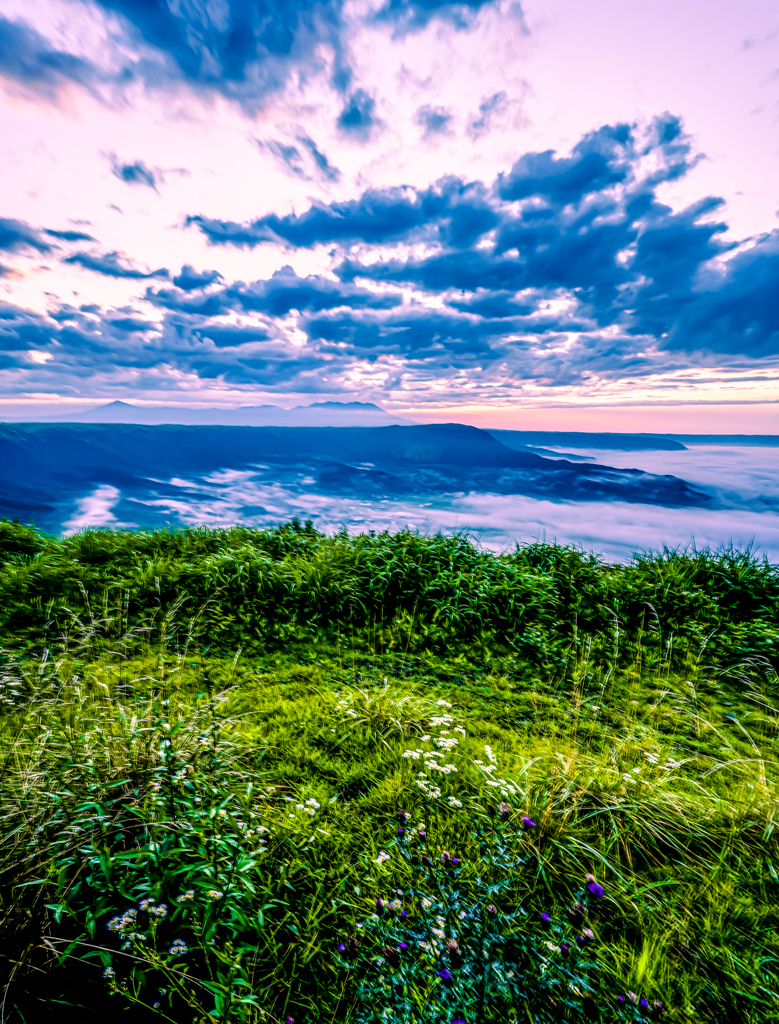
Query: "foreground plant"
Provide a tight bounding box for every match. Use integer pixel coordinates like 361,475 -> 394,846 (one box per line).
336,805 -> 664,1024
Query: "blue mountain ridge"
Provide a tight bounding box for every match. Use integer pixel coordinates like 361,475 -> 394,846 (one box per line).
0,422 -> 710,533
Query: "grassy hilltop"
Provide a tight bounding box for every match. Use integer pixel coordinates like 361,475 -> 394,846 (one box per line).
1,519 -> 778,1024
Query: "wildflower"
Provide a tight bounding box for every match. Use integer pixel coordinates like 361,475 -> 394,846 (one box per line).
382,945 -> 400,967
375,898 -> 385,913
338,943 -> 347,953
567,902 -> 586,927
103,967 -> 115,979
559,942 -> 571,958
348,937 -> 360,956
176,890 -> 195,902
615,996 -> 626,1006
422,898 -> 432,909
651,1000 -> 665,1019
437,967 -> 452,983
139,898 -> 155,911
375,851 -> 390,865
521,816 -> 536,830
150,904 -> 168,919
397,809 -> 410,824
218,809 -> 227,818
450,1018 -> 468,1024
398,942 -> 408,952
397,828 -> 405,836
627,992 -> 638,1003
206,889 -> 224,900
586,879 -> 605,899
540,912 -> 552,927
169,940 -> 188,956
639,999 -> 650,1009
498,802 -> 511,819
447,796 -> 463,808
576,928 -> 595,947
446,938 -> 462,967
486,904 -> 497,916
285,1017 -> 295,1024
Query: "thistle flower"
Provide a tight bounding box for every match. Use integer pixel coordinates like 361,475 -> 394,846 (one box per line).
498,802 -> 511,820
567,902 -> 586,926
586,877 -> 605,899
285,1017 -> 295,1024
382,945 -> 400,967
486,904 -> 497,916
446,938 -> 462,967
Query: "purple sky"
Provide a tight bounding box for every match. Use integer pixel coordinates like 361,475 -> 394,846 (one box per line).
1,0 -> 779,430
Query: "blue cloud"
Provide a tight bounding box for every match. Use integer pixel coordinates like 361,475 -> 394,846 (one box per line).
112,160 -> 158,189
377,0 -> 497,32
0,218 -> 52,253
172,265 -> 223,290
44,228 -> 96,242
64,251 -> 169,279
92,0 -> 346,109
188,177 -> 497,248
0,16 -> 98,99
337,89 -> 378,138
469,91 -> 507,138
416,104 -> 453,137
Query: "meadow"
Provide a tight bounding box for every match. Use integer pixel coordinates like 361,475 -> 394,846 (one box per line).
1,518 -> 778,1024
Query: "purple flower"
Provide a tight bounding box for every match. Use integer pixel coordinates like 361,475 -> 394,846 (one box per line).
540,912 -> 552,926
451,856 -> 460,866
615,996 -> 625,1005
397,828 -> 405,836
337,943 -> 346,954
639,999 -> 650,1009
401,910 -> 407,919
285,1017 -> 295,1024
437,968 -> 452,982
398,942 -> 408,951
521,816 -> 536,830
586,881 -> 605,899
451,1019 -> 468,1024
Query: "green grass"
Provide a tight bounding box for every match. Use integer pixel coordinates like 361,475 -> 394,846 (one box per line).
1,520 -> 779,1023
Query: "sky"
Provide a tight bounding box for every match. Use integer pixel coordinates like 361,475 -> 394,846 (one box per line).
1,0 -> 779,431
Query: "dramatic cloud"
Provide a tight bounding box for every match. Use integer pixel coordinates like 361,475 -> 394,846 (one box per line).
3,113 -> 779,413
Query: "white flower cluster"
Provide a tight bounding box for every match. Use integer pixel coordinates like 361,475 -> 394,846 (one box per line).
375,851 -> 391,865
107,908 -> 137,934
176,890 -> 195,903
474,745 -> 518,798
434,735 -> 458,751
149,904 -> 167,919
169,939 -> 188,956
